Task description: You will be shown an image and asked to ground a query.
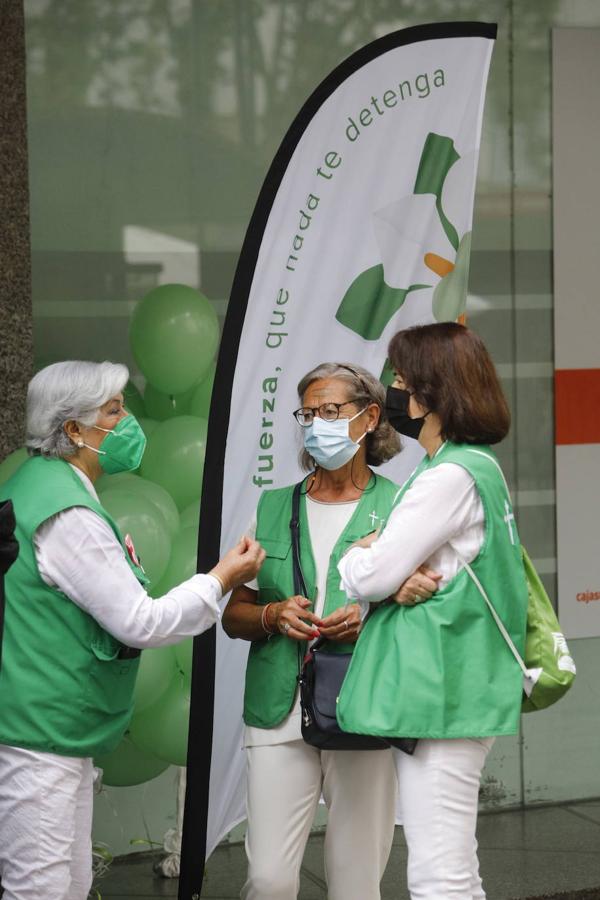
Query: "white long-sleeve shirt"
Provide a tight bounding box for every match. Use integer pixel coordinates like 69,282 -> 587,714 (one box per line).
33,465 -> 221,649
338,460 -> 485,603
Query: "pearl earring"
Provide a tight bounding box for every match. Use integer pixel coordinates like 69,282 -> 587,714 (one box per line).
77,441 -> 84,448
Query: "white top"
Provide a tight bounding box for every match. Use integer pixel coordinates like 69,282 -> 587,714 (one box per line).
306,495 -> 360,618
338,460 -> 485,603
243,495 -> 359,747
33,465 -> 222,649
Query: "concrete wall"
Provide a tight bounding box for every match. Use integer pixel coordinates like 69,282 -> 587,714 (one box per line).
0,2 -> 33,460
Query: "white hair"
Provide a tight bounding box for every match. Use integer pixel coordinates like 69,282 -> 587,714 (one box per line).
27,361 -> 129,458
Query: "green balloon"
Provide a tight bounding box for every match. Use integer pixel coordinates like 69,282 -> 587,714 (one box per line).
0,448 -> 28,486
130,673 -> 190,767
140,416 -> 207,510
174,639 -> 193,682
188,362 -> 216,419
95,734 -> 169,787
138,479 -> 180,538
96,472 -> 140,494
179,501 -> 200,534
129,284 -> 219,394
123,380 -> 146,418
150,526 -> 198,598
98,476 -> 179,537
129,477 -> 181,538
133,645 -> 177,713
137,416 -> 159,439
144,383 -> 195,421
99,489 -> 172,584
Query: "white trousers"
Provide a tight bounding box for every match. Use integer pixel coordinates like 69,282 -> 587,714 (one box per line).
242,740 -> 397,900
0,745 -> 94,900
396,737 -> 495,900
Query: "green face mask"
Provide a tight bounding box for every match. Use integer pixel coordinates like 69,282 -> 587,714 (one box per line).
88,415 -> 147,474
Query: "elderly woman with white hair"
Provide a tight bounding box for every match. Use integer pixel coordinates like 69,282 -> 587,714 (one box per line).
0,360 -> 265,900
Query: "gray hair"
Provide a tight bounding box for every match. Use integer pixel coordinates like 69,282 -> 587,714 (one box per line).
27,360 -> 129,458
297,362 -> 401,470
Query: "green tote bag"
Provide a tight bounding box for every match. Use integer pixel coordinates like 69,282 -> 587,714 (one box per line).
460,547 -> 576,712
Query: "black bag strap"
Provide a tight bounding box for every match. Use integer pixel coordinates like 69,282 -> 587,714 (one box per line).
0,500 -> 19,675
290,481 -> 328,659
290,480 -> 308,598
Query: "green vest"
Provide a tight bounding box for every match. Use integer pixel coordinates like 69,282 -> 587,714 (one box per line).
0,456 -> 148,757
243,473 -> 399,729
337,443 -> 529,739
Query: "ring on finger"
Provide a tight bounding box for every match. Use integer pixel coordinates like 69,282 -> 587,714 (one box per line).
283,622 -> 291,634
343,620 -> 349,630
413,594 -> 420,604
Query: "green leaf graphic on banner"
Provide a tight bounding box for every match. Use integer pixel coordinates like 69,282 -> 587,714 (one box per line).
413,132 -> 460,252
335,264 -> 429,341
432,232 -> 472,321
379,357 -> 396,387
335,131 -> 473,339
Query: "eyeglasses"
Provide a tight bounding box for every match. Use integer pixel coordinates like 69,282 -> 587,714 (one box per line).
293,400 -> 366,427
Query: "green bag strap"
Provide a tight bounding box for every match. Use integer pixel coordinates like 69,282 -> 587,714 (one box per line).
451,544 -> 539,697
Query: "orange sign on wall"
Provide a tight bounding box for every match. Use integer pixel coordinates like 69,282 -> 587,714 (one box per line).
555,368 -> 600,446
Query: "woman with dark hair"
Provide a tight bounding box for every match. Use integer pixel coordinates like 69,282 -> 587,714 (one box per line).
338,323 -> 528,900
223,361 -> 439,900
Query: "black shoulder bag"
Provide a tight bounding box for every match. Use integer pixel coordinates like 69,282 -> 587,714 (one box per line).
0,500 -> 19,674
291,481 -> 417,754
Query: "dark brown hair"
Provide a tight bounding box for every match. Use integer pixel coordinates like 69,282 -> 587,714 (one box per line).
387,323 -> 510,445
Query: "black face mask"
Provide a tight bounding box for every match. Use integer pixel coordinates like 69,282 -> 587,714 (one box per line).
385,385 -> 427,440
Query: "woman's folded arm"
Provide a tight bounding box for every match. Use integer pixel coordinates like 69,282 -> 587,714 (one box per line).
338,463 -> 480,602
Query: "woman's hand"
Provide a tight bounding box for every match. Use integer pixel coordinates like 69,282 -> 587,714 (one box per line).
393,565 -> 441,606
270,596 -> 322,641
348,529 -> 379,551
318,603 -> 362,643
210,537 -> 266,594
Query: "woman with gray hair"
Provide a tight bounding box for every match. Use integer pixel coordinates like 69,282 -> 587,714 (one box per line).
0,360 -> 265,900
222,362 -> 440,900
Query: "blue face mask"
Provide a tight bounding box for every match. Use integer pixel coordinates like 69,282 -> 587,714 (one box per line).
303,408 -> 367,471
